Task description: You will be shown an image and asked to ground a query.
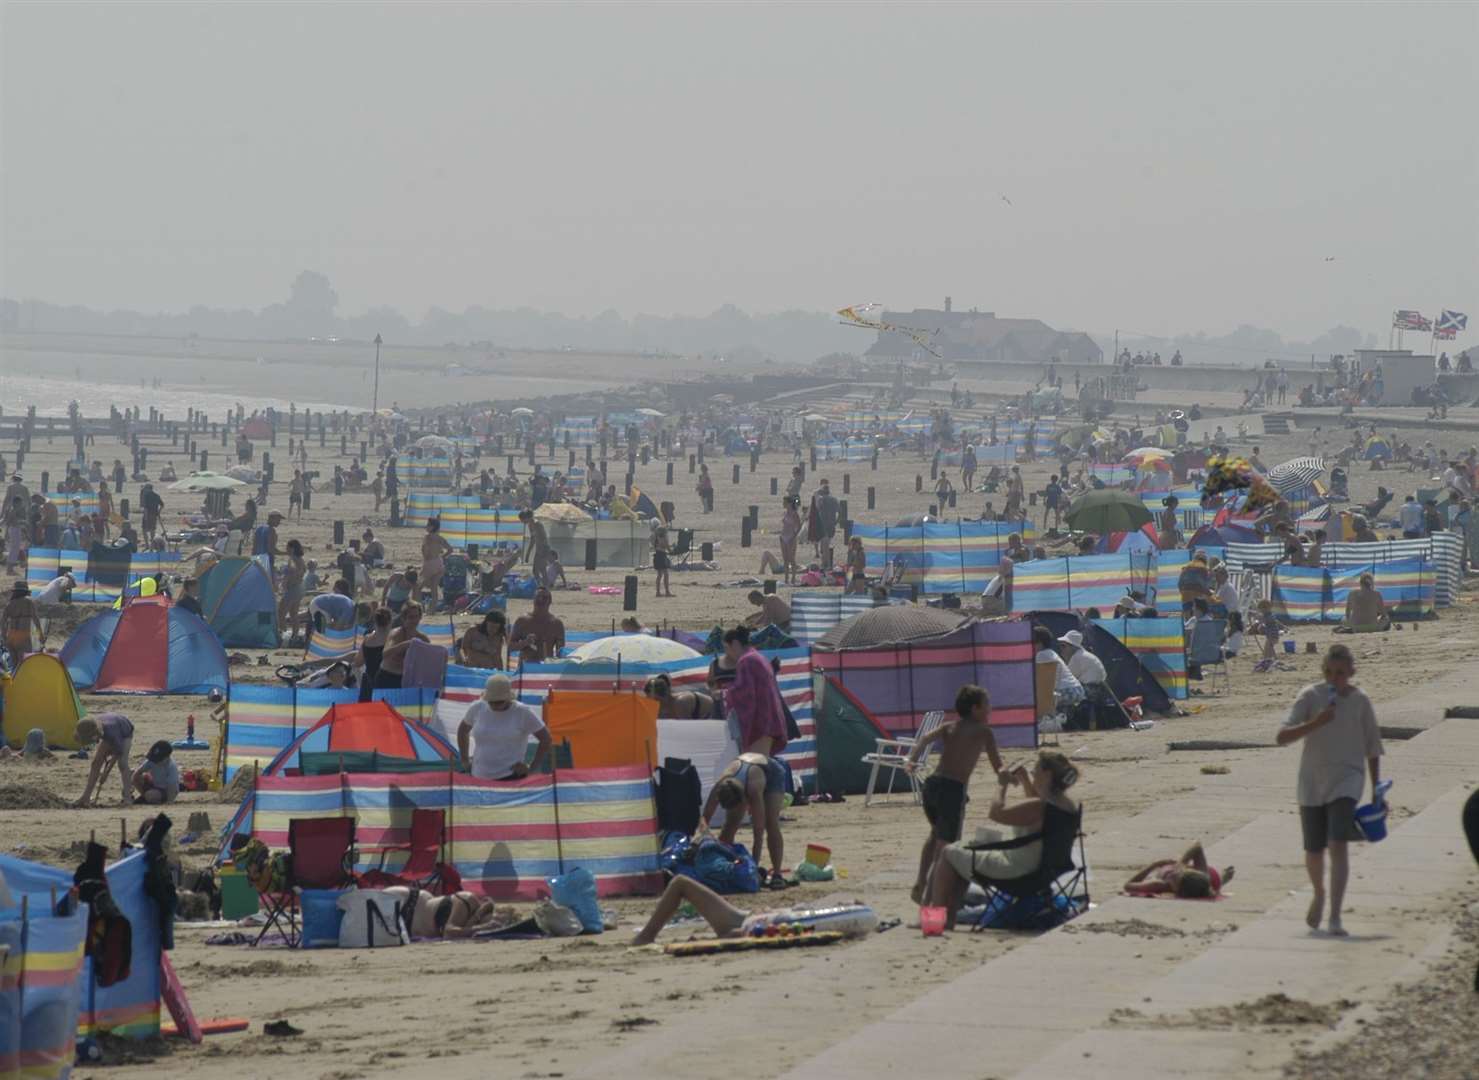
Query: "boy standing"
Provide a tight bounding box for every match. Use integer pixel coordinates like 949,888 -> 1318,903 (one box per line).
1276,644 -> 1382,936
906,685 -> 1004,904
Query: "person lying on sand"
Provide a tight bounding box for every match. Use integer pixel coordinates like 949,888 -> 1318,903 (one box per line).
1124,842 -> 1233,898
630,876 -> 776,946
380,885 -> 503,939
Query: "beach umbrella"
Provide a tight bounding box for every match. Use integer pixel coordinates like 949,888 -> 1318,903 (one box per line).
1122,447 -> 1172,467
510,407 -> 535,416
1267,457 -> 1324,496
568,635 -> 700,663
170,471 -> 245,492
814,606 -> 973,651
533,501 -> 591,524
1065,489 -> 1153,535
635,408 -> 665,417
414,435 -> 455,453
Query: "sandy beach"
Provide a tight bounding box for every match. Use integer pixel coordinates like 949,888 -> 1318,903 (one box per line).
2,375 -> 1476,1080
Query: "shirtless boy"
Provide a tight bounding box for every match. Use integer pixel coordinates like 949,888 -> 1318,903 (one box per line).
905,684 -> 1004,904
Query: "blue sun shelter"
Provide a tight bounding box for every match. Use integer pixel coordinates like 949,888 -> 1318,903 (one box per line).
198,556 -> 280,648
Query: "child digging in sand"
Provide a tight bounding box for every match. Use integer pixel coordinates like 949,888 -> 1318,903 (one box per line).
1276,643 -> 1382,936
905,684 -> 1004,905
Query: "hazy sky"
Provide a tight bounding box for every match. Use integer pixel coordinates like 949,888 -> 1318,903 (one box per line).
3,2 -> 1476,341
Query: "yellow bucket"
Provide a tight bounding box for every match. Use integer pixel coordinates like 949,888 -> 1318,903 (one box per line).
804,844 -> 831,868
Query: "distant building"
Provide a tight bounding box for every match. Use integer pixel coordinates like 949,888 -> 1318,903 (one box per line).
865,299 -> 1102,366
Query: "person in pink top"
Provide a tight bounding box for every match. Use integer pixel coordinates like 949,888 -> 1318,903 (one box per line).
719,626 -> 790,884
721,627 -> 789,756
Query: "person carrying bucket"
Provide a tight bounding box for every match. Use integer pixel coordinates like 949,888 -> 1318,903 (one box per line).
1276,643 -> 1383,937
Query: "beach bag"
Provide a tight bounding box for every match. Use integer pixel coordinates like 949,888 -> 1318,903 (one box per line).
336,889 -> 406,948
532,900 -> 584,937
660,832 -> 761,895
505,576 -> 538,599
299,888 -> 346,949
653,760 -> 702,835
547,868 -> 603,933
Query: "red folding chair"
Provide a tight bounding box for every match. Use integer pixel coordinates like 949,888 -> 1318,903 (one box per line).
368,808 -> 446,891
255,817 -> 358,947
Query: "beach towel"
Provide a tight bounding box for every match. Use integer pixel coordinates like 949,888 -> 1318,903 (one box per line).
401,638 -> 449,689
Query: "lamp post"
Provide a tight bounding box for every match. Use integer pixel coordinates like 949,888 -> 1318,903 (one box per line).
372,333 -> 382,414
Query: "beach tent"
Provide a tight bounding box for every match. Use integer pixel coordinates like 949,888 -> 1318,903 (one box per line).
221,685 -> 442,782
240,417 -> 273,439
811,675 -> 896,795
1098,523 -> 1159,554
198,556 -> 279,648
1363,436 -> 1393,461
1,653 -> 86,751
59,595 -> 229,694
1187,522 -> 1259,548
257,700 -> 456,778
2,848 -> 165,1045
1027,612 -> 1178,711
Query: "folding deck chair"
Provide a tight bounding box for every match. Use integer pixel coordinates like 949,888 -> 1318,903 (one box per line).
968,804 -> 1090,932
255,817 -> 358,947
861,710 -> 944,806
366,808 -> 446,892
1188,617 -> 1229,696
670,528 -> 696,566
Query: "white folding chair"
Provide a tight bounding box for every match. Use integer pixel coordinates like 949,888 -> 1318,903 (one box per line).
861,710 -> 945,806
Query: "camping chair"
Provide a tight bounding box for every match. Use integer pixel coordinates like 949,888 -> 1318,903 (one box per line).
670,528 -> 695,566
366,808 -> 446,891
255,817 -> 358,947
1187,617 -> 1229,696
861,710 -> 944,807
969,805 -> 1090,932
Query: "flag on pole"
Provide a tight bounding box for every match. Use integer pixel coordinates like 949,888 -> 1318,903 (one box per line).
1435,310 -> 1468,334
1393,310 -> 1432,331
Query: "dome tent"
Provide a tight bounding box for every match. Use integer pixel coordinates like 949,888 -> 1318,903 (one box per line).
60,595 -> 229,694
2,653 -> 87,750
198,556 -> 279,648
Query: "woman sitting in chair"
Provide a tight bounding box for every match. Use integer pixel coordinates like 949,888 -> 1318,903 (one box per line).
928,751 -> 1081,927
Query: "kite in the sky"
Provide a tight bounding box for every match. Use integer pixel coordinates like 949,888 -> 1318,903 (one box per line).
835,303 -> 942,357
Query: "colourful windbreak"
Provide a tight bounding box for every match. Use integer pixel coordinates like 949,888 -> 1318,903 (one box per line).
852,521 -> 1038,595
813,621 -> 1037,748
401,494 -> 524,549
222,766 -> 662,899
26,548 -> 184,604
1011,552 -> 1158,613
